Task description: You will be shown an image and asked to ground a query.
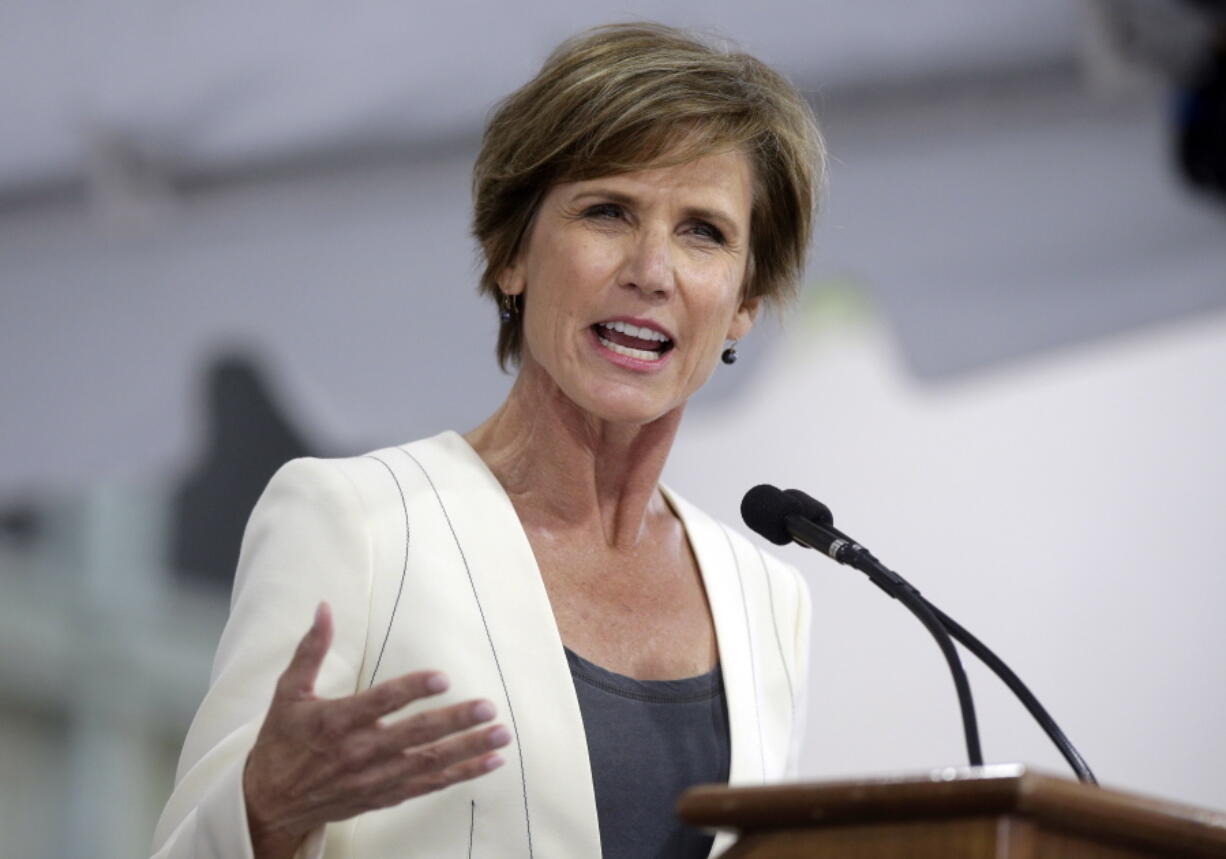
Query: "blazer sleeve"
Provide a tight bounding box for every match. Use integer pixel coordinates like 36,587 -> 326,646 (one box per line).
151,457 -> 374,859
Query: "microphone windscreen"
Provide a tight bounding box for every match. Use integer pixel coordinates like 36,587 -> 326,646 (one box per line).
740,484 -> 797,545
783,488 -> 834,526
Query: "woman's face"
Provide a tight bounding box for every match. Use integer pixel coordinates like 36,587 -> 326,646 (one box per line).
503,148 -> 758,426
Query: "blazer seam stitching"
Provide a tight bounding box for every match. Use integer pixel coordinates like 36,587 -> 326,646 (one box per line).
324,458 -> 378,688
468,799 -> 475,859
363,454 -> 411,689
722,524 -> 766,781
395,445 -> 534,858
757,546 -> 795,714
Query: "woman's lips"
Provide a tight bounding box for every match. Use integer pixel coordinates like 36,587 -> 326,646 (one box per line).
589,325 -> 673,371
596,318 -> 674,345
593,322 -> 670,355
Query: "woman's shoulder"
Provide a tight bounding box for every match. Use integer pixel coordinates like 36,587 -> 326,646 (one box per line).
264,429 -> 478,504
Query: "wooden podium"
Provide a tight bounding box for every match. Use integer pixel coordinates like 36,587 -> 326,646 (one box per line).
678,765 -> 1226,858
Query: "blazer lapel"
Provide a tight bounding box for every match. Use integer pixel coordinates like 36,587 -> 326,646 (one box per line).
407,435 -> 759,858
663,487 -> 766,858
662,485 -> 764,789
414,431 -> 603,859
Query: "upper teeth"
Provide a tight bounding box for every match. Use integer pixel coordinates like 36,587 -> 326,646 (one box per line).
601,320 -> 670,342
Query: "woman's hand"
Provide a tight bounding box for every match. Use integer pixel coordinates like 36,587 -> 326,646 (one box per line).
242,602 -> 510,859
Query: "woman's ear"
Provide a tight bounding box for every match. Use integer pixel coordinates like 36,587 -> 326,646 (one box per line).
727,295 -> 761,341
499,261 -> 527,297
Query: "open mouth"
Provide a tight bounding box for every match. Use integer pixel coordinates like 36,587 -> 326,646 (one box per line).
592,320 -> 675,362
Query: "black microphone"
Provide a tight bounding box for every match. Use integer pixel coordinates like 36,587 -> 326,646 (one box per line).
741,483 -> 853,560
742,485 -> 910,598
745,483 -> 1096,784
743,483 -> 984,768
740,483 -> 803,544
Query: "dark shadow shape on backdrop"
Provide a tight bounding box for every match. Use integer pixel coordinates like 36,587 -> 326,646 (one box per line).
171,353 -> 315,588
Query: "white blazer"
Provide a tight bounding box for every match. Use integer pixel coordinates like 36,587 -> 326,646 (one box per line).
152,430 -> 811,859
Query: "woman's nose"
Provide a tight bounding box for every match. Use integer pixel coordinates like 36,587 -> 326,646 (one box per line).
619,227 -> 675,301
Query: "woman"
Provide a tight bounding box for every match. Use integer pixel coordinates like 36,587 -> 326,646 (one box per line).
153,22 -> 824,859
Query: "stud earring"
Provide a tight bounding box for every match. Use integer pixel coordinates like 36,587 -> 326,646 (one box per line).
499,292 -> 515,323
721,340 -> 738,365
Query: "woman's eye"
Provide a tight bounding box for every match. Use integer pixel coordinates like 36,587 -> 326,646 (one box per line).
584,203 -> 624,220
689,221 -> 726,245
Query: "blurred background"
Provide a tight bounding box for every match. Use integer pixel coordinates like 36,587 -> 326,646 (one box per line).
1,1 -> 1224,856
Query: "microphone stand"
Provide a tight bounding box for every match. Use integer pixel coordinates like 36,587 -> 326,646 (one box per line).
922,601 -> 1095,783
816,518 -> 1098,784
783,514 -> 985,768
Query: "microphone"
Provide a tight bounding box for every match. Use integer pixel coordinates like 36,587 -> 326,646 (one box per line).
741,484 -> 856,561
740,483 -> 803,544
743,483 -> 983,768
743,484 -> 1096,784
741,485 -> 909,598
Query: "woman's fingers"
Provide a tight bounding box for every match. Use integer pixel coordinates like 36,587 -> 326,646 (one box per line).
339,670 -> 451,729
247,610 -> 510,843
396,750 -> 507,804
275,602 -> 334,701
396,724 -> 511,781
355,724 -> 510,806
379,698 -> 498,752
334,698 -> 500,774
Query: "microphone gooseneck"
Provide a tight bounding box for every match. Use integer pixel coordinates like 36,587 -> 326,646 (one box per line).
744,484 -> 1097,784
744,484 -> 984,769
781,487 -> 1096,784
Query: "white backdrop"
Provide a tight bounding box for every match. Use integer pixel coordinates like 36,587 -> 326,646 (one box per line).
670,293 -> 1226,809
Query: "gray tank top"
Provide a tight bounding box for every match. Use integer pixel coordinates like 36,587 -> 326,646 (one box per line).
564,647 -> 730,859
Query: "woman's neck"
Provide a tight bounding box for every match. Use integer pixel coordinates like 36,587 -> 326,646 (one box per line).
464,363 -> 683,550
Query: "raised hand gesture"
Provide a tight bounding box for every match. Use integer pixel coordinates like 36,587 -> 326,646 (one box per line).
242,603 -> 510,859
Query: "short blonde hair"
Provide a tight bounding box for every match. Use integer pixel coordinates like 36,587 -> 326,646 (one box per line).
473,22 -> 825,370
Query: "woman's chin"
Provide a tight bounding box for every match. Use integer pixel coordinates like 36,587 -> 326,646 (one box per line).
518,352 -> 690,429
565,381 -> 686,429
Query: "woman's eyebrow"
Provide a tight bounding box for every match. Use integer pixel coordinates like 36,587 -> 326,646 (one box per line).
568,190 -> 741,238
569,189 -> 636,206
